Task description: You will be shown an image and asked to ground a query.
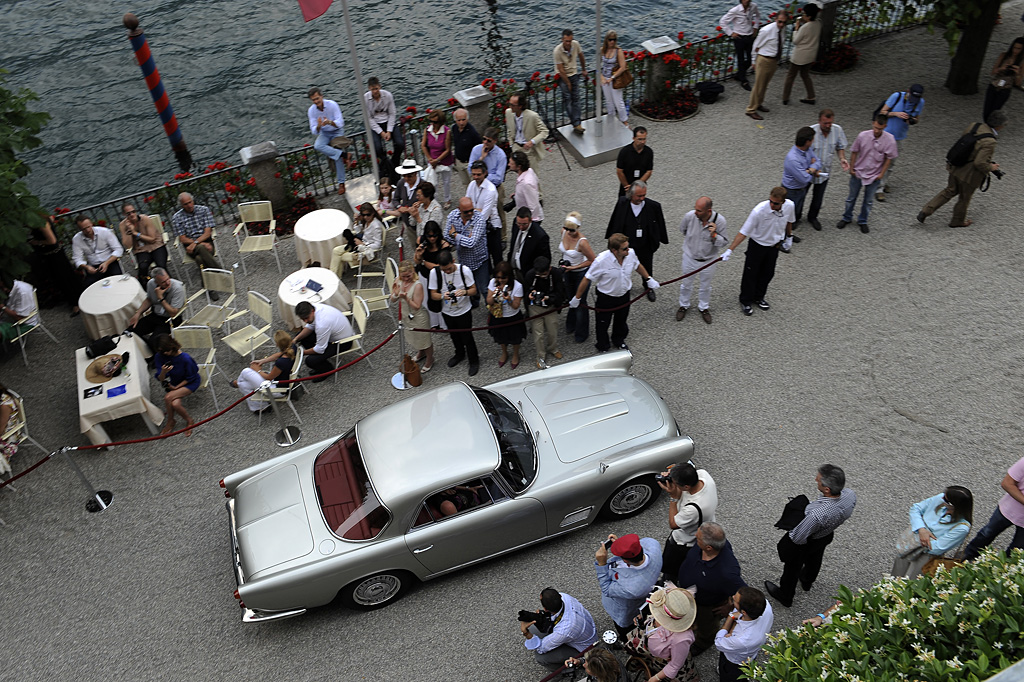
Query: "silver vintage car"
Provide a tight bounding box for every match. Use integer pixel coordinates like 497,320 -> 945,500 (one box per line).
222,350 -> 693,622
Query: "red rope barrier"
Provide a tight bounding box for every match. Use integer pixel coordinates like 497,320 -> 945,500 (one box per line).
0,451 -> 54,490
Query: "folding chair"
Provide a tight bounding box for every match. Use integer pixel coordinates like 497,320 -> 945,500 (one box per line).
171,325 -> 227,410
350,257 -> 398,324
249,352 -> 304,426
233,201 -> 282,277
171,224 -> 218,289
331,295 -> 371,383
220,292 -> 273,360
7,289 -> 58,367
182,268 -> 237,333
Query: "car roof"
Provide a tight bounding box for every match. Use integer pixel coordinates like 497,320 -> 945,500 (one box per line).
357,382 -> 501,506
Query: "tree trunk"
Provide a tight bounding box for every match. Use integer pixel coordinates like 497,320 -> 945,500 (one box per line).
944,0 -> 1002,95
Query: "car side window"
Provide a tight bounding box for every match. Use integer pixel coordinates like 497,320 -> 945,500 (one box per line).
411,477 -> 506,529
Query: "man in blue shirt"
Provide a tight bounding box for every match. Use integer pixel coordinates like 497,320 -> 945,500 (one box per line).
595,532 -> 662,637
468,127 -> 509,234
307,88 -> 348,195
520,587 -> 597,673
876,83 -> 924,202
781,126 -> 821,231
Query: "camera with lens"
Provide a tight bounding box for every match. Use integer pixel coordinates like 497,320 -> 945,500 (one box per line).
446,282 -> 458,302
518,609 -> 553,631
992,169 -> 1005,180
530,290 -> 548,307
558,259 -> 571,268
655,472 -> 671,482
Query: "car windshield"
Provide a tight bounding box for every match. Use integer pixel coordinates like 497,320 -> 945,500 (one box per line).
472,388 -> 537,493
312,430 -> 391,541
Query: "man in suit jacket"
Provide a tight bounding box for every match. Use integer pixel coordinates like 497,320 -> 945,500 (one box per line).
505,94 -> 549,167
508,207 -> 551,284
918,111 -> 1005,228
605,180 -> 668,301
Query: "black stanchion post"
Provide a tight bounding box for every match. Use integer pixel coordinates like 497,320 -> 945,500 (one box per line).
57,447 -> 113,513
259,381 -> 301,448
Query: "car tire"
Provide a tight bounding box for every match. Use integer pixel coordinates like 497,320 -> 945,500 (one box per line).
598,475 -> 660,520
339,570 -> 414,611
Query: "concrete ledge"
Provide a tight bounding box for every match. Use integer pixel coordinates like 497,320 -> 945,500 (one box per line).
556,114 -> 634,168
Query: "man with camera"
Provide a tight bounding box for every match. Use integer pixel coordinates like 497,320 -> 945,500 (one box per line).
595,532 -> 663,637
658,461 -> 719,580
428,249 -> 480,377
519,587 -> 597,673
715,587 -> 774,682
876,83 -> 924,202
524,256 -> 567,369
917,110 -> 1006,229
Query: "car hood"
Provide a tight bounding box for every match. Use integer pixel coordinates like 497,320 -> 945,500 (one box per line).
234,463 -> 315,578
520,375 -> 666,463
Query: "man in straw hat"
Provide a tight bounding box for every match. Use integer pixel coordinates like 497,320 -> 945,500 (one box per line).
715,587 -> 774,682
595,533 -> 662,637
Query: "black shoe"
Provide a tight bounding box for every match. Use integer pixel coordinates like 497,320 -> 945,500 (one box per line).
782,99 -> 789,105
741,304 -> 753,316
468,362 -> 479,377
646,288 -> 656,302
800,580 -> 813,592
836,220 -> 848,230
741,81 -> 752,91
791,235 -> 802,243
859,223 -> 870,233
447,354 -> 465,368
310,373 -> 329,384
756,299 -> 770,310
763,580 -> 793,607
916,211 -> 927,224
809,217 -> 822,231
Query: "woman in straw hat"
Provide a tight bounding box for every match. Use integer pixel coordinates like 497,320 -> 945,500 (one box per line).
625,587 -> 700,682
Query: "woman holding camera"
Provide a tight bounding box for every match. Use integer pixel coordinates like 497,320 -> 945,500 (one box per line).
415,221 -> 451,330
330,203 -> 384,277
891,485 -> 973,578
559,212 -> 597,343
563,648 -> 625,682
486,261 -> 526,369
153,334 -> 200,436
983,36 -> 1024,122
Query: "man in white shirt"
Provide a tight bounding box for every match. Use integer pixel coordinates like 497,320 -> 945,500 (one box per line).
569,233 -> 659,353
722,186 -> 795,316
520,587 -> 597,673
292,301 -> 354,382
715,587 -> 774,682
466,161 -> 503,269
428,250 -> 479,377
658,462 -> 719,580
807,109 -> 850,231
365,76 -> 405,172
71,215 -> 124,287
720,0 -> 763,90
746,10 -> 789,120
0,276 -> 38,341
508,151 -> 543,226
307,87 -> 348,195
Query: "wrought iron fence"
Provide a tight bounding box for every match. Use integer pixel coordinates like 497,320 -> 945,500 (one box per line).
831,0 -> 934,46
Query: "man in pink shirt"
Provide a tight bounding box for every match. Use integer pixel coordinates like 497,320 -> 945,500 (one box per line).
836,115 -> 897,234
964,457 -> 1024,560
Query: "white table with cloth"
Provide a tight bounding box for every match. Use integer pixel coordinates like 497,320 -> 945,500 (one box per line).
294,208 -> 352,267
79,275 -> 147,340
76,334 -> 164,445
277,267 -> 352,329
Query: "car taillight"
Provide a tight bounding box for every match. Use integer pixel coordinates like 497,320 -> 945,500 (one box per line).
224,490 -> 231,498
219,479 -> 226,488
233,589 -> 241,600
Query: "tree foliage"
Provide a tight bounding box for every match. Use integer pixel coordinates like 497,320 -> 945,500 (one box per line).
0,69 -> 50,279
932,0 -> 1004,95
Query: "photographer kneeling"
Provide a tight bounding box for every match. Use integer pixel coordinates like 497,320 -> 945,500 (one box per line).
519,587 -> 597,673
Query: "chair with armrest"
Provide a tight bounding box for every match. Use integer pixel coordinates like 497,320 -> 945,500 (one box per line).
233,201 -> 281,277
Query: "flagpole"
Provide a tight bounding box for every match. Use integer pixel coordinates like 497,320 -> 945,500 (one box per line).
338,0 -> 380,185
593,0 -> 604,137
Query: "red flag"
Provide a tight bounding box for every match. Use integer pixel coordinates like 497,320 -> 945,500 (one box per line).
297,0 -> 332,21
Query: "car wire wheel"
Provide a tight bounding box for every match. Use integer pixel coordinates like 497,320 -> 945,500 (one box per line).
599,475 -> 660,519
341,571 -> 411,610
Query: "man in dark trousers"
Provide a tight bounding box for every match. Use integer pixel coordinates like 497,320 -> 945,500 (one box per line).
508,207 -> 551,284
605,180 -> 668,301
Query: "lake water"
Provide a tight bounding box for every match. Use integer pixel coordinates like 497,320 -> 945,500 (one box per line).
3,0 -> 729,210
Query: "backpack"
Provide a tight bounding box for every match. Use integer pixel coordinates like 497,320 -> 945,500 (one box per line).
872,92 -> 901,121
945,123 -> 994,167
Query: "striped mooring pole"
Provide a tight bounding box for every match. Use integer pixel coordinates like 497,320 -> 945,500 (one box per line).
123,13 -> 193,172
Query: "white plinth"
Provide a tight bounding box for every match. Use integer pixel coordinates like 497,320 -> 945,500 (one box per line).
556,114 -> 636,168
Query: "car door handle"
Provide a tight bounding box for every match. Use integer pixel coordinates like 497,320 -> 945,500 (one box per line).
413,545 -> 433,554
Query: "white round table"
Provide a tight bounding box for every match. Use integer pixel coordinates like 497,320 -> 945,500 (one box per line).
294,208 -> 352,268
78,275 -> 147,340
277,267 -> 352,329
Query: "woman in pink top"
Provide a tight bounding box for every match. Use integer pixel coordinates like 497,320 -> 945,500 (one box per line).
626,587 -> 698,681
420,110 -> 455,210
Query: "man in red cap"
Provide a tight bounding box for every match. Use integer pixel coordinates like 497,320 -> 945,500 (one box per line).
595,532 -> 663,636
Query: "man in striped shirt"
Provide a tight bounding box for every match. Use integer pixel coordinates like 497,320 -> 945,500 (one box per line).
765,464 -> 856,607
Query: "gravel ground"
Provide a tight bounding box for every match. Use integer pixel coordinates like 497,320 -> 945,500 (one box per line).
2,12 -> 1024,682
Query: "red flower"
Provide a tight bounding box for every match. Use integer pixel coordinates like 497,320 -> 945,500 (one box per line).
481,78 -> 495,86
713,70 -> 720,75
292,172 -> 303,181
502,78 -> 508,84
545,73 -> 552,80
686,42 -> 692,48
221,199 -> 229,204
532,71 -> 541,80
447,97 -> 458,105
246,178 -> 256,186
97,220 -> 107,226
144,195 -> 154,203
405,105 -> 417,113
678,31 -> 685,40
703,35 -> 709,39
716,25 -> 723,31
274,172 -> 281,178
509,78 -> 515,84
544,86 -> 552,92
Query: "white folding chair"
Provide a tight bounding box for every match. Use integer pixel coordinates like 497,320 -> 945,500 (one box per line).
8,289 -> 58,367
233,201 -> 281,276
2,390 -> 48,457
220,292 -> 273,360
331,295 -> 371,382
182,268 -> 237,333
249,352 -> 304,426
172,224 -> 218,289
351,257 -> 398,324
171,325 -> 227,411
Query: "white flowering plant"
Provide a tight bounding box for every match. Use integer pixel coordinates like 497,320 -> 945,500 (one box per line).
743,549 -> 1024,682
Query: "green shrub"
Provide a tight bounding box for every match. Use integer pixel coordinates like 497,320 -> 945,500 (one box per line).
744,549 -> 1024,681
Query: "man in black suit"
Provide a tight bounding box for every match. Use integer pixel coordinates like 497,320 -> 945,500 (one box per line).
508,207 -> 551,284
605,180 -> 668,301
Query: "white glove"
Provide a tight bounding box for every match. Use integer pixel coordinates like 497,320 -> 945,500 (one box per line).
569,296 -> 581,309
646,278 -> 660,291
721,248 -> 732,262
782,236 -> 793,251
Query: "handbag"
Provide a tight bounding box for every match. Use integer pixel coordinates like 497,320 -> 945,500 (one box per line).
427,273 -> 443,313
774,494 -> 809,531
86,334 -> 120,359
421,164 -> 438,185
487,299 -> 504,319
612,69 -> 634,89
895,525 -> 921,556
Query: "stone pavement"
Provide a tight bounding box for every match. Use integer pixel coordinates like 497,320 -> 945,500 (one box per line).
1,11 -> 1023,681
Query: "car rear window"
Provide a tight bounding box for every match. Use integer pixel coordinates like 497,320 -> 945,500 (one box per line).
472,388 -> 537,493
313,430 -> 391,541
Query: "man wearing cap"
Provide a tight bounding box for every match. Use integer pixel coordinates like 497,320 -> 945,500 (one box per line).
519,587 -> 597,673
595,532 -> 663,637
876,83 -> 924,202
677,522 -> 746,657
715,587 -> 774,682
605,180 -> 668,302
644,587 -> 700,681
393,159 -> 423,241
675,196 -> 728,324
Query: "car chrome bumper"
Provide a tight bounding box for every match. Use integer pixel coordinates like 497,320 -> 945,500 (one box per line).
226,499 -> 307,623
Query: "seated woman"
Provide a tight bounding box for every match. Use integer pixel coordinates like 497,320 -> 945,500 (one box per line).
330,203 -> 384,277
625,587 -> 698,682
152,334 -> 201,436
0,381 -> 21,475
230,331 -> 297,413
892,485 -> 973,578
563,648 -> 624,682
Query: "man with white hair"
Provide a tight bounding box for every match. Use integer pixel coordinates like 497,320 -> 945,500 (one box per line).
171,192 -> 222,276
450,108 -> 482,188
